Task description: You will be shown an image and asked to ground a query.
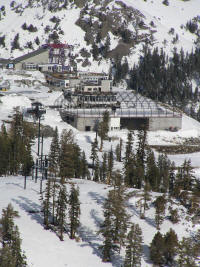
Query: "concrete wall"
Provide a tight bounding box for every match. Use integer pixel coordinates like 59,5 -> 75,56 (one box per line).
110,117 -> 120,130
69,79 -> 80,88
15,50 -> 49,70
76,117 -> 101,131
149,116 -> 182,131
101,80 -> 112,92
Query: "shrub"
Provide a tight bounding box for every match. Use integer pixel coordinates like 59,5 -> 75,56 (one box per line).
12,33 -> 20,50
169,207 -> 179,223
22,22 -> 27,30
0,35 -> 5,47
162,0 -> 169,6
186,20 -> 198,34
27,24 -> 37,32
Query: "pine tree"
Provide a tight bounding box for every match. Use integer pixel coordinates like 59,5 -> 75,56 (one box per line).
138,180 -> 151,219
134,159 -> 144,189
157,153 -> 171,192
169,161 -> 176,195
0,204 -> 19,246
48,126 -> 60,177
154,195 -> 166,230
0,124 -> 9,175
124,223 -> 143,267
51,177 -> 59,225
98,111 -> 109,151
100,152 -> 107,183
181,159 -> 195,191
115,138 -> 123,162
112,186 -> 129,250
80,151 -> 90,180
12,33 -> 20,50
123,131 -> 135,187
113,170 -> 122,190
0,245 -> 16,267
69,184 -> 80,239
101,195 -> 114,262
100,191 -> 114,262
150,231 -> 165,266
21,140 -> 33,189
124,131 -> 134,164
93,157 -> 100,182
56,180 -> 68,241
145,149 -> 159,191
73,144 -> 82,178
107,147 -> 114,184
9,109 -> 24,175
136,126 -> 147,167
100,187 -> 129,259
9,225 -> 27,266
43,179 -> 52,228
164,228 -> 178,266
90,138 -> 98,171
0,204 -> 27,266
177,237 -> 198,267
59,130 -> 75,179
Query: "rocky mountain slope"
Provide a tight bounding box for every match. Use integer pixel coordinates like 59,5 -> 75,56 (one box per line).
0,0 -> 200,72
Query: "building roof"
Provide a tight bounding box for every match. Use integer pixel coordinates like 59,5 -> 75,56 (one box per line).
0,58 -> 11,64
13,47 -> 48,63
0,47 -> 48,65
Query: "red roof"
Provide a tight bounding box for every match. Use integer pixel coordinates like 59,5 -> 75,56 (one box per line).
48,43 -> 69,48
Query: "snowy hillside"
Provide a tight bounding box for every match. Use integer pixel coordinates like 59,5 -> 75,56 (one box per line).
0,70 -> 200,266
0,1 -> 200,265
0,0 -> 200,71
0,175 -> 198,267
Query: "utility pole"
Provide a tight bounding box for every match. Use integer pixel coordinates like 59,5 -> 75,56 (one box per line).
26,102 -> 46,183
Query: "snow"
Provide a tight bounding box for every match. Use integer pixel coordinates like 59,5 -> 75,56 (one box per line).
0,0 -> 199,72
0,69 -> 200,266
0,0 -> 200,265
0,175 -> 198,267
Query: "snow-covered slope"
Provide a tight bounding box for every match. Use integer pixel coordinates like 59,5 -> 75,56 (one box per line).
0,176 -> 198,267
0,0 -> 199,71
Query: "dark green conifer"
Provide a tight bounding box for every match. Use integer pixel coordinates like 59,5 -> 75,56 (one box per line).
98,111 -> 109,151
56,180 -> 68,241
145,149 -> 159,191
107,147 -> 114,184
59,130 -> 75,179
164,228 -> 178,266
80,151 -> 90,179
100,152 -> 107,182
123,131 -> 135,187
0,204 -> 27,266
115,138 -> 123,162
48,126 -> 60,177
43,179 -> 52,228
69,184 -> 80,239
90,138 -> 98,171
93,157 -> 100,182
154,195 -> 166,230
177,237 -> 198,267
150,231 -> 165,266
124,223 -> 143,267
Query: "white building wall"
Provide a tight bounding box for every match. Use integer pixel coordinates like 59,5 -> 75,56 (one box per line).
110,117 -> 120,130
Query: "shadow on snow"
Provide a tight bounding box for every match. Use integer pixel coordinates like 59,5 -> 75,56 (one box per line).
12,196 -> 43,226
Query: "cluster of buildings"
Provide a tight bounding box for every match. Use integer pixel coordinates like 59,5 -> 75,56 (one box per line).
0,44 -> 182,131
0,43 -> 75,72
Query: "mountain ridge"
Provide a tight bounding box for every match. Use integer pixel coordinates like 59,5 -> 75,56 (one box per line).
0,0 -> 199,72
